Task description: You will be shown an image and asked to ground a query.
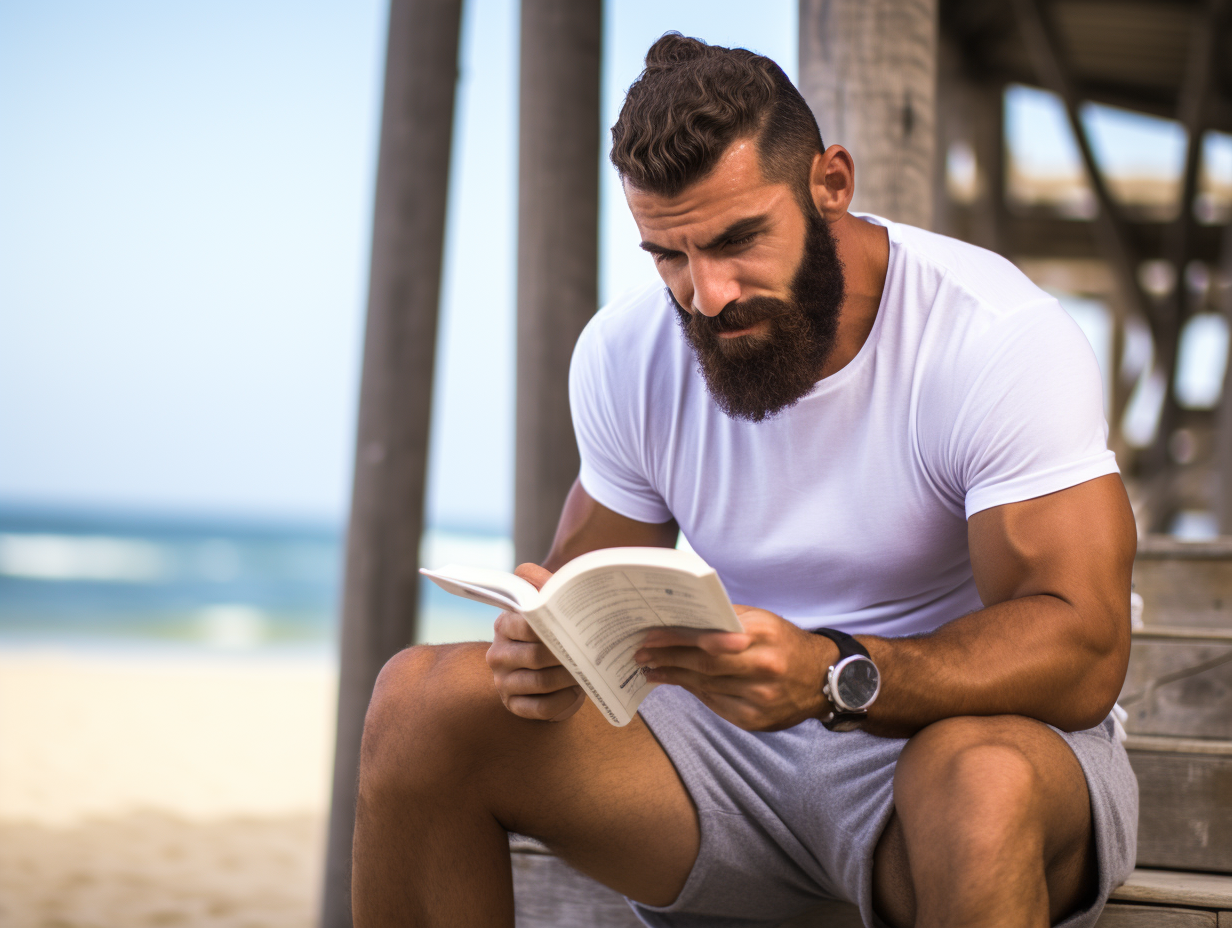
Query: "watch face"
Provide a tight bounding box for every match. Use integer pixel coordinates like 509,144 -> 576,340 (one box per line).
834,656 -> 880,711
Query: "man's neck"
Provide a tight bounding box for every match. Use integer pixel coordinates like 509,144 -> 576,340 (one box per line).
818,214 -> 890,379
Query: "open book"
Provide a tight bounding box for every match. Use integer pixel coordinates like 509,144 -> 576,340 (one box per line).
420,546 -> 742,726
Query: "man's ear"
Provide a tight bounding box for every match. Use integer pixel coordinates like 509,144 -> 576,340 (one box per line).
810,145 -> 855,220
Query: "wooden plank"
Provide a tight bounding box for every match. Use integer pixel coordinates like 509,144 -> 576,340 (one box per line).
513,0 -> 602,566
1004,214 -> 1226,264
1121,640 -> 1232,739
1132,544 -> 1232,629
1111,869 -> 1232,909
1219,911 -> 1232,927
1137,538 -> 1232,560
1095,904 -> 1216,928
511,852 -> 645,928
1134,628 -> 1232,643
1125,736 -> 1232,756
320,1 -> 463,925
1128,748 -> 1232,872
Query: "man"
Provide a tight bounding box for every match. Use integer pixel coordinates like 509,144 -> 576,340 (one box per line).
353,34 -> 1138,928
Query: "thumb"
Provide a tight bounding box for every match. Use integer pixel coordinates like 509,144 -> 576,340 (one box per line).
514,562 -> 553,591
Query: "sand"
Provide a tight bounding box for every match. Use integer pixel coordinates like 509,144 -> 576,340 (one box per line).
0,649 -> 338,928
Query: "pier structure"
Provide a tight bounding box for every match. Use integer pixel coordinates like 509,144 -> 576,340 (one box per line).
323,1 -> 1232,924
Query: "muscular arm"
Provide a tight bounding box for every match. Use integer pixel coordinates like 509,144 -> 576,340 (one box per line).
639,474 -> 1137,736
861,473 -> 1136,735
542,479 -> 679,571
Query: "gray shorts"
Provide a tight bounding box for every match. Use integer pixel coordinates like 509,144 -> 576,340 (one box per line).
628,686 -> 1138,928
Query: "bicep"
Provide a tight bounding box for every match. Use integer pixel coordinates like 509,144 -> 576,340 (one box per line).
967,473 -> 1136,636
542,478 -> 679,571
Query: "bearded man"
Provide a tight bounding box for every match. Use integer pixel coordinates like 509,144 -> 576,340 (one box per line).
352,34 -> 1138,928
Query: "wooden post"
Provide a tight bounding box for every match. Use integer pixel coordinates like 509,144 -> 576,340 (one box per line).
798,0 -> 938,230
1011,0 -> 1155,337
320,1 -> 463,925
1147,0 -> 1229,523
968,82 -> 1008,257
513,0 -> 602,566
932,30 -> 1006,255
1216,226 -> 1232,534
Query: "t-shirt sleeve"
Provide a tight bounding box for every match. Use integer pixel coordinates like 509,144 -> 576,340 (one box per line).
568,317 -> 674,524
924,299 -> 1119,519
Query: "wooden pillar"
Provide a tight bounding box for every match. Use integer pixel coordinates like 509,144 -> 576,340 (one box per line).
1147,0 -> 1229,523
968,82 -> 1008,256
932,29 -> 1007,255
1216,226 -> 1232,533
320,1 -> 463,925
514,0 -> 602,566
798,0 -> 938,230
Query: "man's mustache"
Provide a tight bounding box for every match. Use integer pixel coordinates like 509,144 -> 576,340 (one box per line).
686,298 -> 793,335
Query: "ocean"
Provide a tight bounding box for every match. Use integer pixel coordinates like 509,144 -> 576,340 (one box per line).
0,506 -> 509,655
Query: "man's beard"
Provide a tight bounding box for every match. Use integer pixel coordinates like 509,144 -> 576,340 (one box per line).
672,208 -> 846,422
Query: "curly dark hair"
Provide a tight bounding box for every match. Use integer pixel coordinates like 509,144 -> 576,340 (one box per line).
610,33 -> 824,207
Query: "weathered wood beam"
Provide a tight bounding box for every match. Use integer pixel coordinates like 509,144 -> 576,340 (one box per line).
320,1 -> 463,925
798,0 -> 939,230
1216,226 -> 1232,533
513,0 -> 602,566
1167,0 -> 1228,292
1146,0 -> 1229,499
1010,0 -> 1158,342
1003,213 -> 1225,263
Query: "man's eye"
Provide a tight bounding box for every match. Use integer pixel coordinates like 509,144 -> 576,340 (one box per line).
652,251 -> 679,264
728,234 -> 756,247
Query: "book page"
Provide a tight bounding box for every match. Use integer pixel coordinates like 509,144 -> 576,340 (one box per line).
418,565 -> 541,613
546,566 -> 740,716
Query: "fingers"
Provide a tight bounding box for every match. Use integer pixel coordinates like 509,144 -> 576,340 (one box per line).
635,642 -> 752,677
642,665 -> 749,696
493,609 -> 542,644
640,628 -> 753,653
486,610 -> 582,723
504,686 -> 585,722
499,664 -> 578,696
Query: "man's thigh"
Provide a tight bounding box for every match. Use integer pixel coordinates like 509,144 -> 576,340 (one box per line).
871,715 -> 1097,928
366,642 -> 699,905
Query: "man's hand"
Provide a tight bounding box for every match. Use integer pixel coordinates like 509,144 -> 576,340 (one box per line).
635,605 -> 838,731
485,563 -> 586,722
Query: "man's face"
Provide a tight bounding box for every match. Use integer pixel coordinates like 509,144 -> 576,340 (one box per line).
626,140 -> 845,421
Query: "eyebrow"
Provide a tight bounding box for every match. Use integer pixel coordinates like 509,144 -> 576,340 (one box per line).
639,214 -> 772,256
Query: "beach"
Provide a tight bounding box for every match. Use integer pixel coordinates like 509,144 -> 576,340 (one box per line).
0,649 -> 338,928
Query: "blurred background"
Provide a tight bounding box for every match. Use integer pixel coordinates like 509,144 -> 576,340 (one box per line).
2,1 -> 1230,926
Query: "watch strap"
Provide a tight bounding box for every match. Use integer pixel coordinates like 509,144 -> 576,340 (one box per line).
810,626 -> 870,659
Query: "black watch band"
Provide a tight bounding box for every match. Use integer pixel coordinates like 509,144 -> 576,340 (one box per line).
810,626 -> 870,660
810,626 -> 879,731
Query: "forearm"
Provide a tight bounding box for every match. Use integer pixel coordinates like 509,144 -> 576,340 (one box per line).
857,594 -> 1130,738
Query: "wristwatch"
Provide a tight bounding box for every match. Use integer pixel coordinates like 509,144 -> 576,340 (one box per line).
810,627 -> 881,731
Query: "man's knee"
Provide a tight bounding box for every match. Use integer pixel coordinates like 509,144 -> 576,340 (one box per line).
894,716 -> 1052,846
358,642 -> 496,802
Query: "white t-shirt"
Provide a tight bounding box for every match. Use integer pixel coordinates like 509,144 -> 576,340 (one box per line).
569,216 -> 1118,638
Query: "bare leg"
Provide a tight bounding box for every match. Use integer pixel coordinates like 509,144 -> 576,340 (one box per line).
872,716 -> 1097,928
351,643 -> 699,927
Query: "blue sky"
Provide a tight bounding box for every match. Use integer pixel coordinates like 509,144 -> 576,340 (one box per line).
0,1 -> 1212,532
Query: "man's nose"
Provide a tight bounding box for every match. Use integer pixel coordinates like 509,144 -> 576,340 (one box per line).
689,259 -> 740,317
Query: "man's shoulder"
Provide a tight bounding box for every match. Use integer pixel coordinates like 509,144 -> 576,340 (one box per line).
876,216 -> 1048,318
874,216 -> 1096,412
